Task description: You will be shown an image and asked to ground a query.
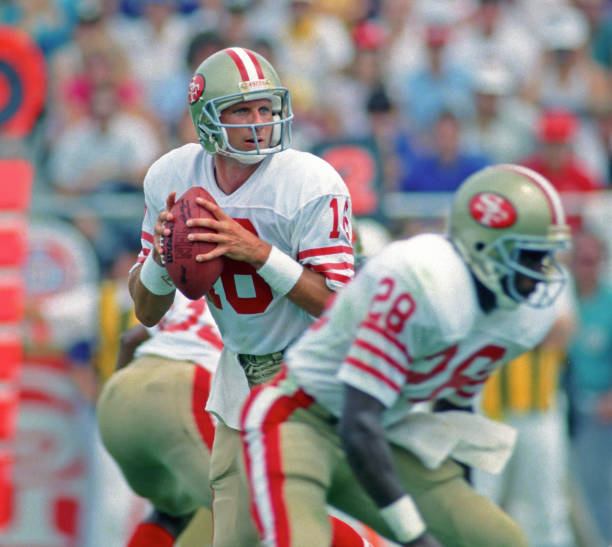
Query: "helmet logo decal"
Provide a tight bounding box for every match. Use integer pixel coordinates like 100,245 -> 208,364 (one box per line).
188,74 -> 205,104
469,192 -> 517,228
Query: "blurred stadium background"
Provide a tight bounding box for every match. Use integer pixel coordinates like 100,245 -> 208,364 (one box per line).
1,0 -> 612,545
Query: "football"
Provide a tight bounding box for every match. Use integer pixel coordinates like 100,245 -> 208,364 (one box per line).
163,186 -> 224,299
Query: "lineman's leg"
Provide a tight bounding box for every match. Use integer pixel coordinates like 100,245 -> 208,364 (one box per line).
394,446 -> 527,547
326,445 -> 526,547
242,418 -> 338,547
98,358 -> 215,543
209,422 -> 260,547
176,508 -> 213,547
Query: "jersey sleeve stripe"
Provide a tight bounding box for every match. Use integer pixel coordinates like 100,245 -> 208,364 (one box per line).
309,261 -> 353,272
136,247 -> 150,264
196,325 -> 224,351
142,231 -> 153,244
344,356 -> 401,392
361,321 -> 413,362
354,339 -> 409,375
320,271 -> 353,284
298,245 -> 354,259
405,359 -> 453,384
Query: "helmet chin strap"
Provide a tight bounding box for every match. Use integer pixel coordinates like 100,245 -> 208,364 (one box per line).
217,147 -> 268,165
215,125 -> 281,164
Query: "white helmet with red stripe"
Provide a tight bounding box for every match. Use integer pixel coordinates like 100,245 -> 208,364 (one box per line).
449,164 -> 571,308
188,47 -> 293,164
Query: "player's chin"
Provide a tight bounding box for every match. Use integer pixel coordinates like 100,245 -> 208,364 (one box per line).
515,281 -> 539,299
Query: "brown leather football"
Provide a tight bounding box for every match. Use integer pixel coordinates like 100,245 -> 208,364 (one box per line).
163,186 -> 224,299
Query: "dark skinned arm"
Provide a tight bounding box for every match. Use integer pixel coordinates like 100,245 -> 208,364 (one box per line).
338,385 -> 442,547
115,324 -> 151,371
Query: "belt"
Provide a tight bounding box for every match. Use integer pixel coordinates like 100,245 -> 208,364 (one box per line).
238,350 -> 285,388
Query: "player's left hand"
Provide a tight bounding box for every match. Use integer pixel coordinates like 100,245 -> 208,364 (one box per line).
155,192 -> 176,263
187,197 -> 271,266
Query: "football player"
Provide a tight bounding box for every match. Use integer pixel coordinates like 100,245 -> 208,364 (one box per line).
240,164 -> 572,546
97,292 -> 222,547
128,47 -> 357,546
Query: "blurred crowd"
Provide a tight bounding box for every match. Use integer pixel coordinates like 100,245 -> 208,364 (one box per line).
4,0 -> 612,545
4,0 -> 612,260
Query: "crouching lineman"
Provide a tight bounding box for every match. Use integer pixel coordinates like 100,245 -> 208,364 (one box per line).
97,292 -> 222,546
240,164 -> 572,547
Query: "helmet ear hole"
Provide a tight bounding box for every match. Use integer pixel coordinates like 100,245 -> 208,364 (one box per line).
475,242 -> 486,252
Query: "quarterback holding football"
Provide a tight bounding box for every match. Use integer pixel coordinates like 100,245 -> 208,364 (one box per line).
128,47 -> 357,546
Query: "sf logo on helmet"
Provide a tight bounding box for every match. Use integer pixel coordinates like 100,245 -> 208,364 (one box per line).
188,74 -> 205,105
469,192 -> 517,228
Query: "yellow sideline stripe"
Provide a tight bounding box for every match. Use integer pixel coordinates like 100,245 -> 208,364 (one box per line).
507,353 -> 532,411
482,347 -> 566,418
536,348 -> 562,410
482,368 -> 503,420
97,280 -> 138,383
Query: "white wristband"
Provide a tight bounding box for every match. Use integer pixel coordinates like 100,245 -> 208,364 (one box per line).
139,252 -> 176,295
256,246 -> 303,296
379,495 -> 426,543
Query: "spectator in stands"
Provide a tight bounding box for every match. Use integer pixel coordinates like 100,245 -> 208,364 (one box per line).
522,5 -> 610,117
365,87 -> 416,193
159,29 -> 227,144
593,101 -> 612,183
450,0 -> 541,89
185,28 -> 226,75
567,229 -> 612,545
397,22 -> 474,136
119,0 -> 193,127
321,20 -> 389,139
48,83 -> 163,195
462,62 -> 537,164
379,0 -> 428,99
521,109 -> 603,194
400,110 -> 490,192
217,0 -> 257,46
49,4 -> 144,135
184,0 -> 225,34
3,0 -> 77,57
274,0 -> 354,101
575,0 -> 612,71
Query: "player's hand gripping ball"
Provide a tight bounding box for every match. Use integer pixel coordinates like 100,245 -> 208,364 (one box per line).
163,187 -> 224,299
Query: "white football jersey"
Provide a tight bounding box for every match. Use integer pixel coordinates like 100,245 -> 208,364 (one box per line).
135,291 -> 222,373
136,143 -> 354,355
288,233 -> 558,426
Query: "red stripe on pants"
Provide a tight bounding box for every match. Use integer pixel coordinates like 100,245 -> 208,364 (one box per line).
241,374 -> 313,546
192,366 -> 215,450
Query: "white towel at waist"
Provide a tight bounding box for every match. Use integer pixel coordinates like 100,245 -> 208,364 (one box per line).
385,410 -> 517,474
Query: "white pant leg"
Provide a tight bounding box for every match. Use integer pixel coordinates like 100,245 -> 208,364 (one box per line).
474,405 -> 575,547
